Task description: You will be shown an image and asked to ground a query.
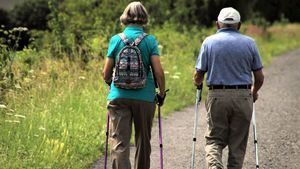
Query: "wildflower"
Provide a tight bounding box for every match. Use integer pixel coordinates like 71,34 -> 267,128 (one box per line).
5,120 -> 20,123
14,114 -> 26,119
39,126 -> 46,131
0,104 -> 7,109
15,83 -> 22,89
171,75 -> 180,79
12,27 -> 28,32
41,71 -> 47,75
6,113 -> 13,116
78,76 -> 86,80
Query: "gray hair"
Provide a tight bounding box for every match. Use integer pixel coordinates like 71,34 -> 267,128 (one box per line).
217,21 -> 240,29
120,1 -> 149,26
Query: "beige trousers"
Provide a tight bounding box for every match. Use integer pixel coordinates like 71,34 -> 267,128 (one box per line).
107,98 -> 156,169
205,89 -> 253,169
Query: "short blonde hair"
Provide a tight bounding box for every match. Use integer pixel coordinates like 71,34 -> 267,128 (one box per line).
120,1 -> 149,26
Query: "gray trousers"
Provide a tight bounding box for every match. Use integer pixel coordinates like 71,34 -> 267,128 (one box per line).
107,98 -> 156,169
205,89 -> 253,169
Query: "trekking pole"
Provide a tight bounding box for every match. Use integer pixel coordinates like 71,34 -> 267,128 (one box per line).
158,104 -> 164,169
104,112 -> 110,169
157,89 -> 169,169
191,84 -> 203,169
252,103 -> 259,169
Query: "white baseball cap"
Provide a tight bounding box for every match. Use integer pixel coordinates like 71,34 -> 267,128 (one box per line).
217,7 -> 241,24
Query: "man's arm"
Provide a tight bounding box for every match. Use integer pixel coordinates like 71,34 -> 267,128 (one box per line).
151,55 -> 165,96
252,69 -> 264,102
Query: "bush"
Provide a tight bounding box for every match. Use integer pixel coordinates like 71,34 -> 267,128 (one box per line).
0,26 -> 29,102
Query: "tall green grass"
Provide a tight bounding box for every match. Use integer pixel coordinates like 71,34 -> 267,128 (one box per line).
1,23 -> 300,168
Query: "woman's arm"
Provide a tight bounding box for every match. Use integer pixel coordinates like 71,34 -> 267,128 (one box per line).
102,58 -> 114,85
150,55 -> 165,96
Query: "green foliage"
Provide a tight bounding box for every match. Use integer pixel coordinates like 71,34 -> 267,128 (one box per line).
46,0 -> 125,60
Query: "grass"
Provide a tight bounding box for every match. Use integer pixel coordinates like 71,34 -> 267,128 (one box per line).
1,23 -> 300,168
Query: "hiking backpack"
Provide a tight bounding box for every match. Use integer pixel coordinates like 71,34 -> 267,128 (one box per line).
113,33 -> 148,89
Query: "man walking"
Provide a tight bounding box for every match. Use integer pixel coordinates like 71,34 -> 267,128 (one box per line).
194,7 -> 264,169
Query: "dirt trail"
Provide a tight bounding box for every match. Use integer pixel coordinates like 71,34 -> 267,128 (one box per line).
92,48 -> 300,169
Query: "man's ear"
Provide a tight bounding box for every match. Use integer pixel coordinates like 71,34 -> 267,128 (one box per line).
237,22 -> 241,30
216,21 -> 220,29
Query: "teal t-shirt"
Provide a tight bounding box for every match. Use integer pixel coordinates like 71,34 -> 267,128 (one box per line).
106,26 -> 160,102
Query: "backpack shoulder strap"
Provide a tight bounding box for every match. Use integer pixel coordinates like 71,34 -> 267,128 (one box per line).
134,33 -> 147,46
118,33 -> 130,45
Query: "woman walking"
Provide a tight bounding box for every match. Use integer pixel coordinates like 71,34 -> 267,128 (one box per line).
102,2 -> 166,169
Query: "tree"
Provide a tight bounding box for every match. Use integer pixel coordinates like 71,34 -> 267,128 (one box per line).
9,0 -> 51,30
0,8 -> 10,27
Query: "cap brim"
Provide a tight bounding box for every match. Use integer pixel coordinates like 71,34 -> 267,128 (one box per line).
219,20 -> 240,24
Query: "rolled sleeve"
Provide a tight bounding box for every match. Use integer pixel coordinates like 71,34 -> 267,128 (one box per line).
106,35 -> 120,58
251,42 -> 263,71
149,35 -> 160,56
195,43 -> 208,72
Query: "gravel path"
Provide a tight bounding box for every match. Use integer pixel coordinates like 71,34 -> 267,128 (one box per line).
92,48 -> 300,169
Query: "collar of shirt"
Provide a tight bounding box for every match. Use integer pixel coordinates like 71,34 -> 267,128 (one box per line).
217,28 -> 239,33
124,25 -> 144,33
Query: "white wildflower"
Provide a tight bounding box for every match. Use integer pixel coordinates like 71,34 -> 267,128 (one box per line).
14,114 -> 26,119
5,120 -> 20,123
171,75 -> 180,79
79,76 -> 86,80
15,83 -> 22,89
0,104 -> 7,109
39,126 -> 46,131
12,27 -> 28,32
6,113 -> 13,116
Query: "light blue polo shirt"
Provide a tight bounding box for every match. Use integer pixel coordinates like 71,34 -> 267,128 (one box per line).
195,28 -> 263,85
106,26 -> 160,102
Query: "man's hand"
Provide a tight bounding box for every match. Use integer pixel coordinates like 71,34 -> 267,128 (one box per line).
252,92 -> 258,102
193,70 -> 205,87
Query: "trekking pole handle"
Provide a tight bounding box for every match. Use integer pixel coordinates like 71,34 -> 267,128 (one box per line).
196,84 -> 203,103
196,83 -> 203,90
